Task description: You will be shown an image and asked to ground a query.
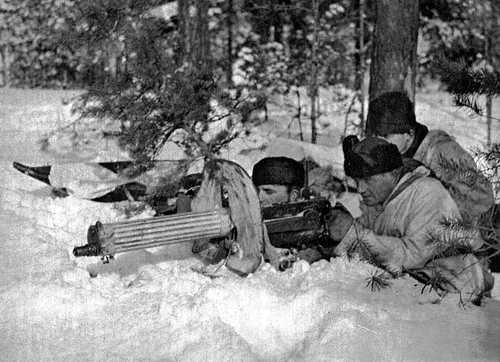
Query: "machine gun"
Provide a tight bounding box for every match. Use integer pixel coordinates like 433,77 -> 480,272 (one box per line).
73,198 -> 335,262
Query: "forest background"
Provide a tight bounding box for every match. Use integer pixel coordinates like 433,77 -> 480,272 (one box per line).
1,0 -> 499,157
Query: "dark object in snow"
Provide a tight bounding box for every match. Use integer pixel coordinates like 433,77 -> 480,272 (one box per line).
13,161 -> 51,185
13,161 -> 149,202
13,160 -> 136,182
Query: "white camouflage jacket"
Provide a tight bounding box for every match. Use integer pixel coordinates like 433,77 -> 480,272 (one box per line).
334,165 -> 493,303
412,129 -> 494,224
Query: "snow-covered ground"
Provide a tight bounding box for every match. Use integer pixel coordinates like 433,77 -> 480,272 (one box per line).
1,87 -> 500,361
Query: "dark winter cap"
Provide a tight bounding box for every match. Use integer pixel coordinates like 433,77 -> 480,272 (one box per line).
252,157 -> 305,187
344,137 -> 403,178
366,91 -> 418,136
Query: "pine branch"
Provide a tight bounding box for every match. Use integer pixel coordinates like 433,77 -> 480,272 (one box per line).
473,144 -> 500,164
437,58 -> 500,97
453,93 -> 483,117
429,218 -> 478,259
420,268 -> 453,295
435,153 -> 490,189
471,144 -> 500,197
365,271 -> 392,292
454,94 -> 500,122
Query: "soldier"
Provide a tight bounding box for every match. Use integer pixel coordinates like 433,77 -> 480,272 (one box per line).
251,157 -> 305,206
194,156 -> 330,268
252,156 -> 343,266
327,137 -> 493,305
366,91 -> 495,225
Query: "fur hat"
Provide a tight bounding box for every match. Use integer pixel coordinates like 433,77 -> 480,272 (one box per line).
366,91 -> 417,136
252,157 -> 305,187
343,137 -> 403,178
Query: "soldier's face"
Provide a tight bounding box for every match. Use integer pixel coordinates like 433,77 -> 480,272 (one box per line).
355,172 -> 397,206
257,184 -> 291,206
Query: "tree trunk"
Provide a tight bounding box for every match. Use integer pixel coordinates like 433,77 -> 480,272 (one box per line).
353,0 -> 362,91
177,0 -> 190,66
484,1 -> 499,146
486,95 -> 492,148
368,0 -> 419,103
0,46 -> 4,87
177,0 -> 211,72
270,2 -> 282,43
177,0 -> 186,63
358,0 -> 366,136
226,0 -> 234,86
309,0 -> 320,144
292,89 -> 304,141
485,7 -> 493,148
193,0 -> 210,70
3,45 -> 11,87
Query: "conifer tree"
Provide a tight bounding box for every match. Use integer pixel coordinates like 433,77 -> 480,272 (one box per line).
69,0 -> 254,173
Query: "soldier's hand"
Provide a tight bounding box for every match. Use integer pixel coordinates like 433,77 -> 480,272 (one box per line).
327,203 -> 354,242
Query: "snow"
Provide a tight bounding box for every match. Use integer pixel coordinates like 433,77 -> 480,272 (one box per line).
1,88 -> 500,361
